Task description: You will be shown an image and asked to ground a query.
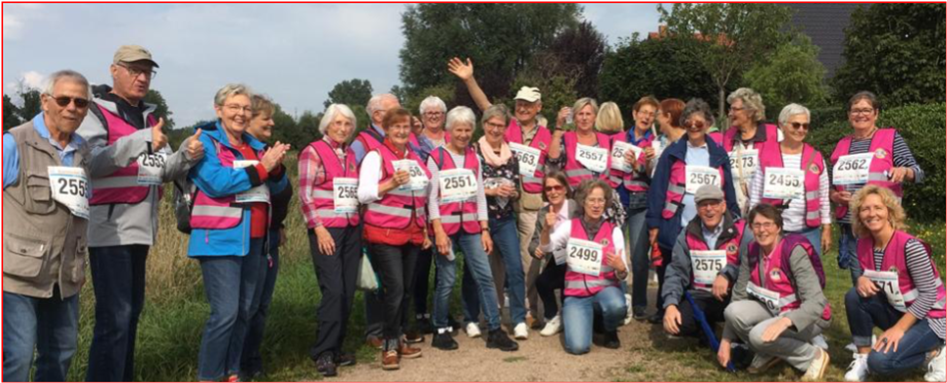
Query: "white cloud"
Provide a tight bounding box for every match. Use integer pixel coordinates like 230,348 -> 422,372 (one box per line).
2,4 -> 46,41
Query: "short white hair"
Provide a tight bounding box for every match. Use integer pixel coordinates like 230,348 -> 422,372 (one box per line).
419,96 -> 447,115
366,93 -> 398,116
43,70 -> 92,100
445,106 -> 476,132
727,87 -> 766,122
214,83 -> 253,107
778,103 -> 811,127
319,104 -> 357,136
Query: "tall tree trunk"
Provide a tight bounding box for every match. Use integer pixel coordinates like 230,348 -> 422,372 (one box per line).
718,86 -> 727,129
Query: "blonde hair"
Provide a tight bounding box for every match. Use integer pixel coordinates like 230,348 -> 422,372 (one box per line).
595,102 -> 624,134
850,185 -> 907,238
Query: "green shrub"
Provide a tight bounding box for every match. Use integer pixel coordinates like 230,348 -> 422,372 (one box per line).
807,103 -> 946,221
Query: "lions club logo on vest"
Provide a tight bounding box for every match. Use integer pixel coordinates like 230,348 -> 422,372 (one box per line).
538,141 -> 547,151
889,266 -> 899,274
726,243 -> 738,255
600,239 -> 609,246
809,163 -> 820,174
349,163 -> 357,173
875,149 -> 889,159
770,269 -> 782,281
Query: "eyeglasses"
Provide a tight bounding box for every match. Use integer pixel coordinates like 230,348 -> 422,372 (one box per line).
684,121 -> 706,130
544,185 -> 565,192
485,121 -> 506,130
729,106 -> 745,113
586,198 -> 607,205
789,122 -> 810,130
117,63 -> 157,79
849,108 -> 875,116
751,222 -> 777,230
48,95 -> 90,109
224,104 -> 253,114
424,112 -> 444,117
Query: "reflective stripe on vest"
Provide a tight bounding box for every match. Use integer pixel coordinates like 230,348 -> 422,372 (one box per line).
562,131 -> 612,188
618,131 -> 654,193
749,236 -> 832,321
759,144 -> 825,228
830,129 -> 902,219
190,140 -> 259,230
362,145 -> 430,230
90,107 -> 158,205
685,220 -> 745,291
433,146 -> 480,235
309,140 -> 360,228
856,231 -> 947,319
506,120 -> 551,194
563,218 -> 620,298
662,160 -> 725,220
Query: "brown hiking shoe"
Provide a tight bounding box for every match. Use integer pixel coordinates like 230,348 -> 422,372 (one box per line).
398,342 -> 423,359
381,350 -> 400,371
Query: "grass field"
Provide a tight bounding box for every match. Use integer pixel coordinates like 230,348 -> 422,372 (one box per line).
62,154 -> 946,381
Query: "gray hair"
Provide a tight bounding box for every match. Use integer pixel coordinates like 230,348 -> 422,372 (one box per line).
445,106 -> 476,132
366,93 -> 398,116
727,87 -> 766,122
419,96 -> 447,115
573,179 -> 614,218
319,104 -> 357,136
680,99 -> 715,128
573,97 -> 599,116
778,103 -> 811,127
481,104 -> 510,127
214,84 -> 253,107
43,70 -> 92,100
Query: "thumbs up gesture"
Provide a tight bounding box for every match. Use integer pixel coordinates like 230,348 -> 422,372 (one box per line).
151,118 -> 168,152
186,128 -> 205,161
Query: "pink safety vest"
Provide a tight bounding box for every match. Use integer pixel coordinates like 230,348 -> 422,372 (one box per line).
611,131 -> 653,193
829,128 -> 901,219
308,140 -> 360,228
748,235 -> 832,321
563,218 -> 621,298
857,231 -> 947,318
685,220 -> 746,291
661,159 -> 726,220
711,123 -> 780,152
362,145 -> 430,230
355,128 -> 385,163
432,146 -> 481,235
562,131 -> 614,188
90,107 -> 160,205
505,120 -> 551,194
190,140 -> 265,230
758,144 -> 825,228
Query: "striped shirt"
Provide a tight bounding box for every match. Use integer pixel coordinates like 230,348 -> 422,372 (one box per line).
835,132 -> 923,223
749,153 -> 832,232
866,239 -> 946,340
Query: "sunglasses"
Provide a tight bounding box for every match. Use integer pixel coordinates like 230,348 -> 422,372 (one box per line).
789,122 -> 810,130
49,95 -> 90,109
684,121 -> 706,130
544,185 -> 565,192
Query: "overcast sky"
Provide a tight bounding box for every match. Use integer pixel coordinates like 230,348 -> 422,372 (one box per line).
3,3 -> 663,128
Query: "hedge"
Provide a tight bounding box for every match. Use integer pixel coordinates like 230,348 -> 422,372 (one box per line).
807,102 -> 945,222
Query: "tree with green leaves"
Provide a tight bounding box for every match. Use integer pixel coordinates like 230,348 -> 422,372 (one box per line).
324,79 -> 373,109
4,94 -> 22,130
658,3 -> 794,121
743,35 -> 829,112
544,21 -> 608,99
599,34 -> 718,121
18,89 -> 42,123
831,3 -> 946,108
399,3 -> 581,108
145,89 -> 175,129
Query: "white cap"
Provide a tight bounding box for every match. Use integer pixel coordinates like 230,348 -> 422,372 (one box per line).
514,87 -> 541,103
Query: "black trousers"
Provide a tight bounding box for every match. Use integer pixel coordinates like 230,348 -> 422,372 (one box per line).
412,247 -> 434,316
309,226 -> 362,359
676,292 -> 728,339
535,259 -> 567,321
367,242 -> 419,341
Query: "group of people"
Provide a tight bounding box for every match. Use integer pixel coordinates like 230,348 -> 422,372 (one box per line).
2,46 -> 944,383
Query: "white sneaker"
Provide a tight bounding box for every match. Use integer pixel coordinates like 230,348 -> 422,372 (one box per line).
623,294 -> 634,326
812,334 -> 830,351
926,346 -> 946,382
513,323 -> 529,340
465,322 -> 482,338
844,353 -> 870,382
540,315 -> 562,337
803,348 -> 830,381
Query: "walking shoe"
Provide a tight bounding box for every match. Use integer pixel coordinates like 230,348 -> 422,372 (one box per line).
486,329 -> 519,352
632,307 -> 648,321
381,350 -> 400,371
623,295 -> 634,325
514,323 -> 529,340
397,342 -> 423,359
417,315 -> 435,335
465,322 -> 482,338
803,348 -> 830,381
603,331 -> 621,349
844,353 -> 869,382
335,352 -> 356,367
747,354 -> 780,374
647,310 -> 664,325
315,353 -> 338,377
926,346 -> 946,382
404,329 -> 425,344
366,336 -> 384,350
432,329 -> 459,351
540,315 -> 562,337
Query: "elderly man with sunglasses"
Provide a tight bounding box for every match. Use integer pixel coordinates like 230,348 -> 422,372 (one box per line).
3,70 -> 94,382
75,45 -> 203,382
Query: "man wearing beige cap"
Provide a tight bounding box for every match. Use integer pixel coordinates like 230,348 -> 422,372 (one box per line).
77,45 -> 203,382
448,57 -> 552,331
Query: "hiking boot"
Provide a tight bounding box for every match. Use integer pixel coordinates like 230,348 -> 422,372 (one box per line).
404,329 -> 425,344
398,341 -> 423,359
432,329 -> 459,351
315,353 -> 338,377
366,336 -> 383,350
381,349 -> 400,371
603,331 -> 621,349
486,329 -> 519,352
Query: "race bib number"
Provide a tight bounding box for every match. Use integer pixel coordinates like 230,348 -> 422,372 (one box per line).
510,142 -> 541,176
136,152 -> 167,186
48,166 -> 90,219
233,160 -> 271,204
747,283 -> 783,316
685,166 -> 721,195
833,153 -> 873,186
576,144 -> 608,173
610,141 -> 642,173
332,177 -> 359,214
566,238 -> 603,277
439,168 -> 477,203
864,270 -> 907,312
729,149 -> 759,179
393,160 -> 429,192
763,168 -> 806,200
691,250 -> 726,291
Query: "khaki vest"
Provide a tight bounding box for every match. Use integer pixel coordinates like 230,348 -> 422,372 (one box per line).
3,121 -> 90,299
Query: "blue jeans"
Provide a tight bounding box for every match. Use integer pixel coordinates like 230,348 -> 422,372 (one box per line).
3,290 -> 79,382
86,244 -> 149,382
241,230 -> 281,375
197,239 -> 266,381
845,289 -> 945,376
787,226 -> 822,258
838,223 -> 859,286
489,215 -> 527,326
625,207 -> 649,310
436,232 -> 502,331
562,286 -> 626,355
